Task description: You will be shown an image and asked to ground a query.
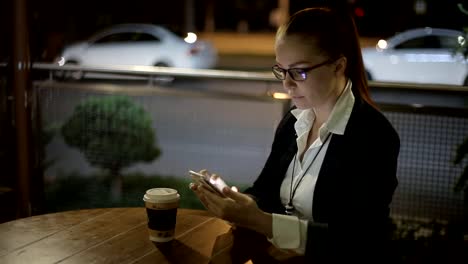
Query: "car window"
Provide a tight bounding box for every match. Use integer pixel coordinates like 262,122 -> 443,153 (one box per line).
394,36 -> 440,49
135,33 -> 160,42
438,35 -> 461,49
94,32 -> 160,44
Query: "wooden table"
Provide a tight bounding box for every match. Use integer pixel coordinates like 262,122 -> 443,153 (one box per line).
0,208 -> 236,264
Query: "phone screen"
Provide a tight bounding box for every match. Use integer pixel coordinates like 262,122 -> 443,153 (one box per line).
189,170 -> 226,196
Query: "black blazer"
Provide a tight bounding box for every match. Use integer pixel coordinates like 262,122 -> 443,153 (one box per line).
244,95 -> 400,262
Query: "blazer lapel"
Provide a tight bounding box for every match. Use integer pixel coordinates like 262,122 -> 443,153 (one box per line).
311,97 -> 363,222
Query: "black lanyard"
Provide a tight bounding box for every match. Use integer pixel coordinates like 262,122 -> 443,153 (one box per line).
285,132 -> 332,215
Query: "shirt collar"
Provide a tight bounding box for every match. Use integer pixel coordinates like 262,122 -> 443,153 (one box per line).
325,79 -> 354,135
291,79 -> 355,138
291,107 -> 313,132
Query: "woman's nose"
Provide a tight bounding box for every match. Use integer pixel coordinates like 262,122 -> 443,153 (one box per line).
282,74 -> 296,91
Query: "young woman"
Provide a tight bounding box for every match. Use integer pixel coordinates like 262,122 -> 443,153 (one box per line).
191,6 -> 400,262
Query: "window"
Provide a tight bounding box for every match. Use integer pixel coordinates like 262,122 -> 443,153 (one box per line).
94,32 -> 160,44
438,35 -> 461,49
133,33 -> 160,42
395,36 -> 440,49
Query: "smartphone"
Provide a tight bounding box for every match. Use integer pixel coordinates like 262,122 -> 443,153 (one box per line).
188,170 -> 229,197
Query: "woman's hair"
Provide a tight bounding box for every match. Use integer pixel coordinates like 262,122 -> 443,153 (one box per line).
277,7 -> 374,106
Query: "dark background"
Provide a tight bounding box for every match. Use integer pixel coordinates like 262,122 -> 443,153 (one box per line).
0,0 -> 467,62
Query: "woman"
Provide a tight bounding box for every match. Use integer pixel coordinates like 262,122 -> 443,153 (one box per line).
191,6 -> 400,262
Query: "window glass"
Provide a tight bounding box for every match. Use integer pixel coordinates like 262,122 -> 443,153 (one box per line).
438,35 -> 461,49
394,36 -> 440,49
94,32 -> 159,44
134,33 -> 159,42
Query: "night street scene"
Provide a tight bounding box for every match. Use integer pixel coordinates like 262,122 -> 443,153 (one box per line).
1,0 -> 468,263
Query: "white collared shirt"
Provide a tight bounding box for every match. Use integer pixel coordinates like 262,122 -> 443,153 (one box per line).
268,79 -> 355,254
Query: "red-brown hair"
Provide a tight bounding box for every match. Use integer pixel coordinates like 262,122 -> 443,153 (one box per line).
277,7 -> 374,107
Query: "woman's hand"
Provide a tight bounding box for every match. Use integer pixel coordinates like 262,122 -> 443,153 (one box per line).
190,181 -> 273,238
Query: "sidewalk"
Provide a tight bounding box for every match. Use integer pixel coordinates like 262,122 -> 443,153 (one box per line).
200,32 -> 379,55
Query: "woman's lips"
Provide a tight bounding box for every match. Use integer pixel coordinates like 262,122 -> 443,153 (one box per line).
291,95 -> 304,99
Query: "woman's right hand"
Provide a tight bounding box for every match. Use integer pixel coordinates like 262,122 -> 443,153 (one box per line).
190,177 -> 273,238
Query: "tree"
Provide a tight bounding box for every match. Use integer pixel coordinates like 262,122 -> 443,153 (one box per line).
61,95 -> 161,200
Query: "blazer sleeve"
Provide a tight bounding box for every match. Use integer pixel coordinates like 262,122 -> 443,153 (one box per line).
244,107 -> 297,214
305,106 -> 400,263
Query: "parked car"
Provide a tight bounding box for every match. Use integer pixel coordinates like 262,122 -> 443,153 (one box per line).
362,27 -> 467,86
55,24 -> 218,79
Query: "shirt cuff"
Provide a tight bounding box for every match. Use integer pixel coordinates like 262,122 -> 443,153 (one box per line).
268,213 -> 308,253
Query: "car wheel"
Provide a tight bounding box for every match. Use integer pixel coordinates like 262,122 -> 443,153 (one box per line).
151,62 -> 174,85
464,76 -> 468,87
154,62 -> 169,67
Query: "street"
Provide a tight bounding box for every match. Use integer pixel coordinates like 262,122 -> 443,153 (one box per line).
35,74 -> 467,223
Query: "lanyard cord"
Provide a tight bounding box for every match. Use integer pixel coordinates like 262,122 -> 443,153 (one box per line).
288,132 -> 332,208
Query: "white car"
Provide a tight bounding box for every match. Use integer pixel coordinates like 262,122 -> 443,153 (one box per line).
362,27 -> 467,86
56,24 -> 218,74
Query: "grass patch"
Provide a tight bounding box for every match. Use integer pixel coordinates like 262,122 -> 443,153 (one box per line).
44,171 -> 249,213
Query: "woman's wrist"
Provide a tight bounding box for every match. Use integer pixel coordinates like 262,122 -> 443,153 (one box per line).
247,210 -> 273,238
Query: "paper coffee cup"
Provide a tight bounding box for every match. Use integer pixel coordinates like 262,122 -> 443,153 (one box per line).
143,188 -> 180,242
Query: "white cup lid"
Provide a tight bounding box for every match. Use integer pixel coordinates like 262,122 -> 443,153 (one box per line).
143,188 -> 179,202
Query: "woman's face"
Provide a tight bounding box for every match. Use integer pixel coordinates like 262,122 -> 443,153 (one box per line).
274,35 -> 343,110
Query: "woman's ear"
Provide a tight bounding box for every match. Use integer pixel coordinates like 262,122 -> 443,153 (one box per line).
334,57 -> 347,75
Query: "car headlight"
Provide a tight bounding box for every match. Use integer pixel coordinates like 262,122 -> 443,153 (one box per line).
376,39 -> 387,52
54,56 -> 66,66
184,32 -> 197,43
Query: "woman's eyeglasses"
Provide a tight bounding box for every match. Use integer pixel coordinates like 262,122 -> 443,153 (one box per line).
271,59 -> 333,81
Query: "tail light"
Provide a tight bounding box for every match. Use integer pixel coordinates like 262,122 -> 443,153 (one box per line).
188,44 -> 204,56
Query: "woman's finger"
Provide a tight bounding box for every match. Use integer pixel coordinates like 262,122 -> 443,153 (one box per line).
222,187 -> 250,204
191,187 -> 212,210
189,182 -> 198,190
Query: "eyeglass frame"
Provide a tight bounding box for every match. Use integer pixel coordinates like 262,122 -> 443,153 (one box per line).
271,59 -> 334,81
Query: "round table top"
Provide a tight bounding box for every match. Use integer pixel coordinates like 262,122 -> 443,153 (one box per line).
0,207 -> 234,264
